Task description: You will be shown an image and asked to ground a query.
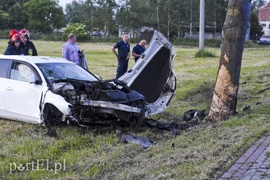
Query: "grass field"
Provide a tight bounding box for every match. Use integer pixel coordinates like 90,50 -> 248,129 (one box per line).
1,40 -> 270,179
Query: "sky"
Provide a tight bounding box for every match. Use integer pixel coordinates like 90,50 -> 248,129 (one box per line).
58,0 -> 73,8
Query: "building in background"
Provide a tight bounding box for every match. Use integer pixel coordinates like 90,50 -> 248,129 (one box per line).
259,2 -> 270,35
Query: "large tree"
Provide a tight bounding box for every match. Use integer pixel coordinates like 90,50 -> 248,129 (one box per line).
24,0 -> 65,33
65,0 -> 85,24
209,0 -> 250,121
7,2 -> 28,29
92,0 -> 117,36
0,0 -> 28,30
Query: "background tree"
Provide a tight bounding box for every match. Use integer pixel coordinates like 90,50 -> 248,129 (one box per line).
65,0 -> 85,24
0,8 -> 9,30
0,0 -> 28,30
0,0 -> 264,41
209,0 -> 250,121
249,0 -> 265,41
251,0 -> 266,13
205,0 -> 227,33
24,0 -> 65,33
250,12 -> 264,41
92,0 -> 117,36
7,2 -> 28,29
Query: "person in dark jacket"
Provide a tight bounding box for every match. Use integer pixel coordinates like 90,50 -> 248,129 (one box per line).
20,29 -> 38,56
4,34 -> 29,55
7,29 -> 19,47
112,34 -> 130,78
132,40 -> 146,62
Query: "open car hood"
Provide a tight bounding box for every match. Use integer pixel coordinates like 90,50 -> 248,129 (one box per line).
119,31 -> 176,116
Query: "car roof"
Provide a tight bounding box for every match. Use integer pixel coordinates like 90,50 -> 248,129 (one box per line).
0,55 -> 74,64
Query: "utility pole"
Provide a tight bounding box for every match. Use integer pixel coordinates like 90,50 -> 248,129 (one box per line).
199,0 -> 205,51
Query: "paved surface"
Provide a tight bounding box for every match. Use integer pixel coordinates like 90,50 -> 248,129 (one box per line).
219,136 -> 270,180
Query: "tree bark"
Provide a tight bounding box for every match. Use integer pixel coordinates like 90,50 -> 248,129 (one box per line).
209,0 -> 250,121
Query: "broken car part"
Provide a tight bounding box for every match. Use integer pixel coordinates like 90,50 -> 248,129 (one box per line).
119,135 -> 153,149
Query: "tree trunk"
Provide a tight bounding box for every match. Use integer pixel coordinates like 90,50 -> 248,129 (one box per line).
189,0 -> 193,36
167,1 -> 170,39
208,0 -> 250,121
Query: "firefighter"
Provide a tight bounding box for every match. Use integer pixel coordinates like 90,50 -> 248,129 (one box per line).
4,34 -> 29,55
7,29 -> 19,47
20,29 -> 38,56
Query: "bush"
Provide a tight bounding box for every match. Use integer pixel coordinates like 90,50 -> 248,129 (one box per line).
63,23 -> 90,42
195,50 -> 216,58
0,30 -> 10,39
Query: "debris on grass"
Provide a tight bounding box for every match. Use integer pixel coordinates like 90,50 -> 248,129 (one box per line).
143,118 -> 190,135
119,135 -> 153,149
183,109 -> 206,122
243,105 -> 251,112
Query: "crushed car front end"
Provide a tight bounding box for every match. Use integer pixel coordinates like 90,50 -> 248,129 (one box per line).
47,79 -> 146,126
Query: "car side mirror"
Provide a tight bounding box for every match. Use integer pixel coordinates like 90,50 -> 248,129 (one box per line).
30,80 -> 42,85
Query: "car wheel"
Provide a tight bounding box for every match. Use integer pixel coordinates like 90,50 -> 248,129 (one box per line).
43,103 -> 63,127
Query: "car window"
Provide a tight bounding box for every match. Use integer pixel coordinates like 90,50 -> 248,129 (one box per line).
0,59 -> 12,78
10,63 -> 38,83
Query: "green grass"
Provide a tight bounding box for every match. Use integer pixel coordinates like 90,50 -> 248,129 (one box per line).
195,50 -> 216,58
1,40 -> 270,179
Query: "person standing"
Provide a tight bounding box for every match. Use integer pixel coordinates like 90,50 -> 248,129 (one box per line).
112,34 -> 130,79
20,29 -> 38,56
132,40 -> 146,62
4,34 -> 28,55
62,34 -> 81,65
7,29 -> 19,47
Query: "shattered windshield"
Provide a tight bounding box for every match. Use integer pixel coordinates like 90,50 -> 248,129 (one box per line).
36,63 -> 98,82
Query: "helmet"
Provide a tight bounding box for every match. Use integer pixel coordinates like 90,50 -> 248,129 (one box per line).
20,29 -> 30,38
11,34 -> 22,43
9,29 -> 19,39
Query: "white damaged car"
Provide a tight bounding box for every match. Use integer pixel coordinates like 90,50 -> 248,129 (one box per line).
0,31 -> 176,127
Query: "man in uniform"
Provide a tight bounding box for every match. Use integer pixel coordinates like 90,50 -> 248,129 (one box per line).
132,40 -> 146,62
112,34 -> 130,79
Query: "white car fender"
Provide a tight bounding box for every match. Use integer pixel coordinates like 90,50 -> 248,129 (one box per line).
42,90 -> 71,117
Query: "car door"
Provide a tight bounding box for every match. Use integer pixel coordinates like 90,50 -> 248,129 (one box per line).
119,31 -> 177,116
3,61 -> 45,124
0,59 -> 13,117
